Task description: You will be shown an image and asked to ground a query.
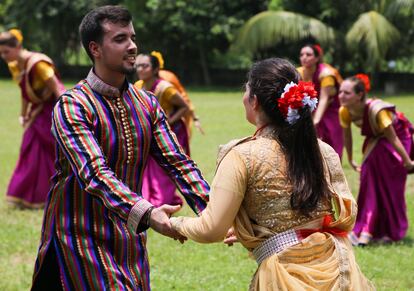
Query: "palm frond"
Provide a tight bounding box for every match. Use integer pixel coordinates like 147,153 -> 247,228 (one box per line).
382,0 -> 414,20
233,11 -> 335,55
346,11 -> 400,71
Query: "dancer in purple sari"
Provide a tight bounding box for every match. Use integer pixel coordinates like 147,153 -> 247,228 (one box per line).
0,29 -> 65,209
297,44 -> 344,158
339,74 -> 414,245
135,52 -> 190,206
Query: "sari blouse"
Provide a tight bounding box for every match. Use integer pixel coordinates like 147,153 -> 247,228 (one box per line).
339,105 -> 393,132
171,127 -> 375,290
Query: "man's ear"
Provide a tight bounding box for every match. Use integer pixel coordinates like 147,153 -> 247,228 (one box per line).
89,41 -> 101,60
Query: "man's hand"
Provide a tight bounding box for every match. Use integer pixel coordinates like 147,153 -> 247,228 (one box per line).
149,205 -> 187,242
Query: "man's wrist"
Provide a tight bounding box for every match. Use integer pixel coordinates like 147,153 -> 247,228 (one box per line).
127,199 -> 153,232
137,206 -> 155,233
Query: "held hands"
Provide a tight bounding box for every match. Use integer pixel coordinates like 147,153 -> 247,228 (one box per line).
149,205 -> 187,243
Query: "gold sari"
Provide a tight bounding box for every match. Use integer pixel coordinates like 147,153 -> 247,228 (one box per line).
172,128 -> 374,290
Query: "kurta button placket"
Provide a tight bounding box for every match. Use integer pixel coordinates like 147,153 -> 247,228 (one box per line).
115,96 -> 133,163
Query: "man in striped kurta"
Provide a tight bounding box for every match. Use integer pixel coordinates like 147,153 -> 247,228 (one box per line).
31,6 -> 209,290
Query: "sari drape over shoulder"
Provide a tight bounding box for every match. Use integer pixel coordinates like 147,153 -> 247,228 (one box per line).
6,52 -> 63,208
159,69 -> 195,137
172,128 -> 374,290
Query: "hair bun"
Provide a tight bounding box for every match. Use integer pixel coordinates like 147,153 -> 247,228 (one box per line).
355,73 -> 371,93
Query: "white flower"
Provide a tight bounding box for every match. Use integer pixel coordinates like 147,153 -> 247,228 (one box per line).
281,82 -> 297,98
302,96 -> 318,112
286,107 -> 300,124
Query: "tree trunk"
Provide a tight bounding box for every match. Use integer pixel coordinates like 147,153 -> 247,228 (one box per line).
198,45 -> 211,86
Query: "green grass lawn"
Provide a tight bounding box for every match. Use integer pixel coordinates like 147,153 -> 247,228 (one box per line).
0,79 -> 413,290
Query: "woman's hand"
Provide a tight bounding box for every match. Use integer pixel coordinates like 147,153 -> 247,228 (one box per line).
18,116 -> 26,126
223,227 -> 238,246
404,160 -> 414,172
349,160 -> 361,172
194,119 -> 205,135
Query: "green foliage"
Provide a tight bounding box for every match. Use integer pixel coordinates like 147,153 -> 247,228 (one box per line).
1,0 -> 413,76
346,11 -> 400,72
233,10 -> 335,55
2,0 -> 116,65
122,0 -> 267,83
232,0 -> 414,74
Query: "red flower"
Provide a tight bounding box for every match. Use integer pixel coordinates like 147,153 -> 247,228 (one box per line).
355,74 -> 371,93
277,81 -> 318,118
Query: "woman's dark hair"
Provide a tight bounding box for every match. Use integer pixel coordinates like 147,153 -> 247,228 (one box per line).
79,5 -> 132,61
139,53 -> 160,76
248,58 -> 329,215
0,32 -> 19,47
346,76 -> 367,100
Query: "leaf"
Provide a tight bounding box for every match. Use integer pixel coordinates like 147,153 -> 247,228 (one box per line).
232,11 -> 335,55
346,10 -> 400,71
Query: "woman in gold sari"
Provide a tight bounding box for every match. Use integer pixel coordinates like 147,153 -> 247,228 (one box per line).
171,58 -> 374,290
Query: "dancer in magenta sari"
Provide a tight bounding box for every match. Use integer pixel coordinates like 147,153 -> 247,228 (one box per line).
0,29 -> 65,209
339,74 -> 414,245
135,52 -> 190,206
298,44 -> 344,158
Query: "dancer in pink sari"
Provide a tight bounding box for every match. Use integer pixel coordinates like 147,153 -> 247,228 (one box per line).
0,29 -> 65,209
297,44 -> 344,158
135,52 -> 190,206
339,74 -> 414,245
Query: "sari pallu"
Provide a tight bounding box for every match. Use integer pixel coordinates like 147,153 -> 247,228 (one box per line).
352,99 -> 413,243
312,63 -> 344,159
6,53 -> 62,208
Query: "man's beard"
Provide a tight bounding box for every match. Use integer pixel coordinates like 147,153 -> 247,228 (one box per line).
120,65 -> 136,75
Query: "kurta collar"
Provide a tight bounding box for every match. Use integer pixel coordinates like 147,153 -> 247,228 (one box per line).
86,68 -> 128,98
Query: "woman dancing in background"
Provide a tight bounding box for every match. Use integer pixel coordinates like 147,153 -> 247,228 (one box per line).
339,74 -> 414,245
135,51 -> 190,206
297,44 -> 344,158
159,67 -> 205,137
171,58 -> 373,290
0,29 -> 65,209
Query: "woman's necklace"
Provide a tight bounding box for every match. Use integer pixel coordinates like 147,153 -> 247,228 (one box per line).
253,123 -> 269,137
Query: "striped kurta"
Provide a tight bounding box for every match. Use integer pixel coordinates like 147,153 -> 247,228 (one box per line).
32,69 -> 209,290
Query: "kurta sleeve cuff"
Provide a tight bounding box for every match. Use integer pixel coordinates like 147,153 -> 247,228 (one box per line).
128,199 -> 154,231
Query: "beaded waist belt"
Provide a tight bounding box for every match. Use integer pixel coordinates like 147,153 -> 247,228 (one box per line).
252,215 -> 348,265
252,229 -> 300,265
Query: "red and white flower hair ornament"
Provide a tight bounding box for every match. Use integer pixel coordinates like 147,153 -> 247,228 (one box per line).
355,73 -> 371,93
278,81 -> 318,125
